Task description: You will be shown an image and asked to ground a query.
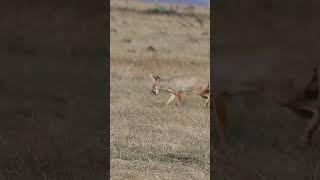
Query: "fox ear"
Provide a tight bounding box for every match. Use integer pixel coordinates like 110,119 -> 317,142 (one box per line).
149,74 -> 160,81
154,75 -> 160,80
149,74 -> 155,82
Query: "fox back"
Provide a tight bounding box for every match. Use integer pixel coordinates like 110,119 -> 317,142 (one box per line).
164,75 -> 209,92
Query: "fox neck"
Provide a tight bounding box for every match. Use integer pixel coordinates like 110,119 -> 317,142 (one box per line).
159,79 -> 170,91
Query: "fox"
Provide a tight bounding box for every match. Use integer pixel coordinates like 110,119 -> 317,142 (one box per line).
149,74 -> 229,144
149,74 -> 210,107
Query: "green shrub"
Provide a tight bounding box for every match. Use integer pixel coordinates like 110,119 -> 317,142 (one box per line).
145,6 -> 178,15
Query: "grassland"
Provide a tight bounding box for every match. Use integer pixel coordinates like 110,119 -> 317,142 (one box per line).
110,0 -> 210,179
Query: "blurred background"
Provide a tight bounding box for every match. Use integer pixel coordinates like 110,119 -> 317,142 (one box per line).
214,0 -> 320,179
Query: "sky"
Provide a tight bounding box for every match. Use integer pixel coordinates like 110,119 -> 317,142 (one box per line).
142,0 -> 209,6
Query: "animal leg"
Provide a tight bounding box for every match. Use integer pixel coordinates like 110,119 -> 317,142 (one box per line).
302,108 -> 320,145
197,88 -> 210,108
166,89 -> 177,106
176,91 -> 183,107
205,97 -> 210,108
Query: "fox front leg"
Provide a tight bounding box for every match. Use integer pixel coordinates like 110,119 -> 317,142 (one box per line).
167,88 -> 182,107
166,91 -> 176,105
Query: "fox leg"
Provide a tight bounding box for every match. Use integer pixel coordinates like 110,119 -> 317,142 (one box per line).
167,89 -> 183,107
302,108 -> 320,145
166,93 -> 176,105
176,90 -> 183,107
166,89 -> 177,105
196,88 -> 210,108
205,96 -> 210,108
203,90 -> 210,108
201,92 -> 210,108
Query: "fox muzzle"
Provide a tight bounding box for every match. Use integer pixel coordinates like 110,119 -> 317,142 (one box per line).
151,89 -> 159,96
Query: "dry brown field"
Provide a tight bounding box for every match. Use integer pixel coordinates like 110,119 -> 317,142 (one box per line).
110,0 -> 210,179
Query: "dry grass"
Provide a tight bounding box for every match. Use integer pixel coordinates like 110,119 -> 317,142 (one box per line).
110,0 -> 210,179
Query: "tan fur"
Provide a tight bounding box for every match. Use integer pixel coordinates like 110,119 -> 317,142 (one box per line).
149,74 -> 210,107
149,74 -> 231,144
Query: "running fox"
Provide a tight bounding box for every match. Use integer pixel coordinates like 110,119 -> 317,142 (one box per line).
149,74 -> 228,145
149,74 -> 210,107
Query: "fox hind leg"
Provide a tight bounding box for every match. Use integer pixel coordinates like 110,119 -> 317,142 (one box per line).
205,97 -> 210,108
176,90 -> 183,107
196,88 -> 210,108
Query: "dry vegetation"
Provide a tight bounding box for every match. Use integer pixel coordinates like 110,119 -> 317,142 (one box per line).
110,0 -> 210,179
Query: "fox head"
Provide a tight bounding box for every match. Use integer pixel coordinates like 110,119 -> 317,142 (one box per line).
149,74 -> 161,96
